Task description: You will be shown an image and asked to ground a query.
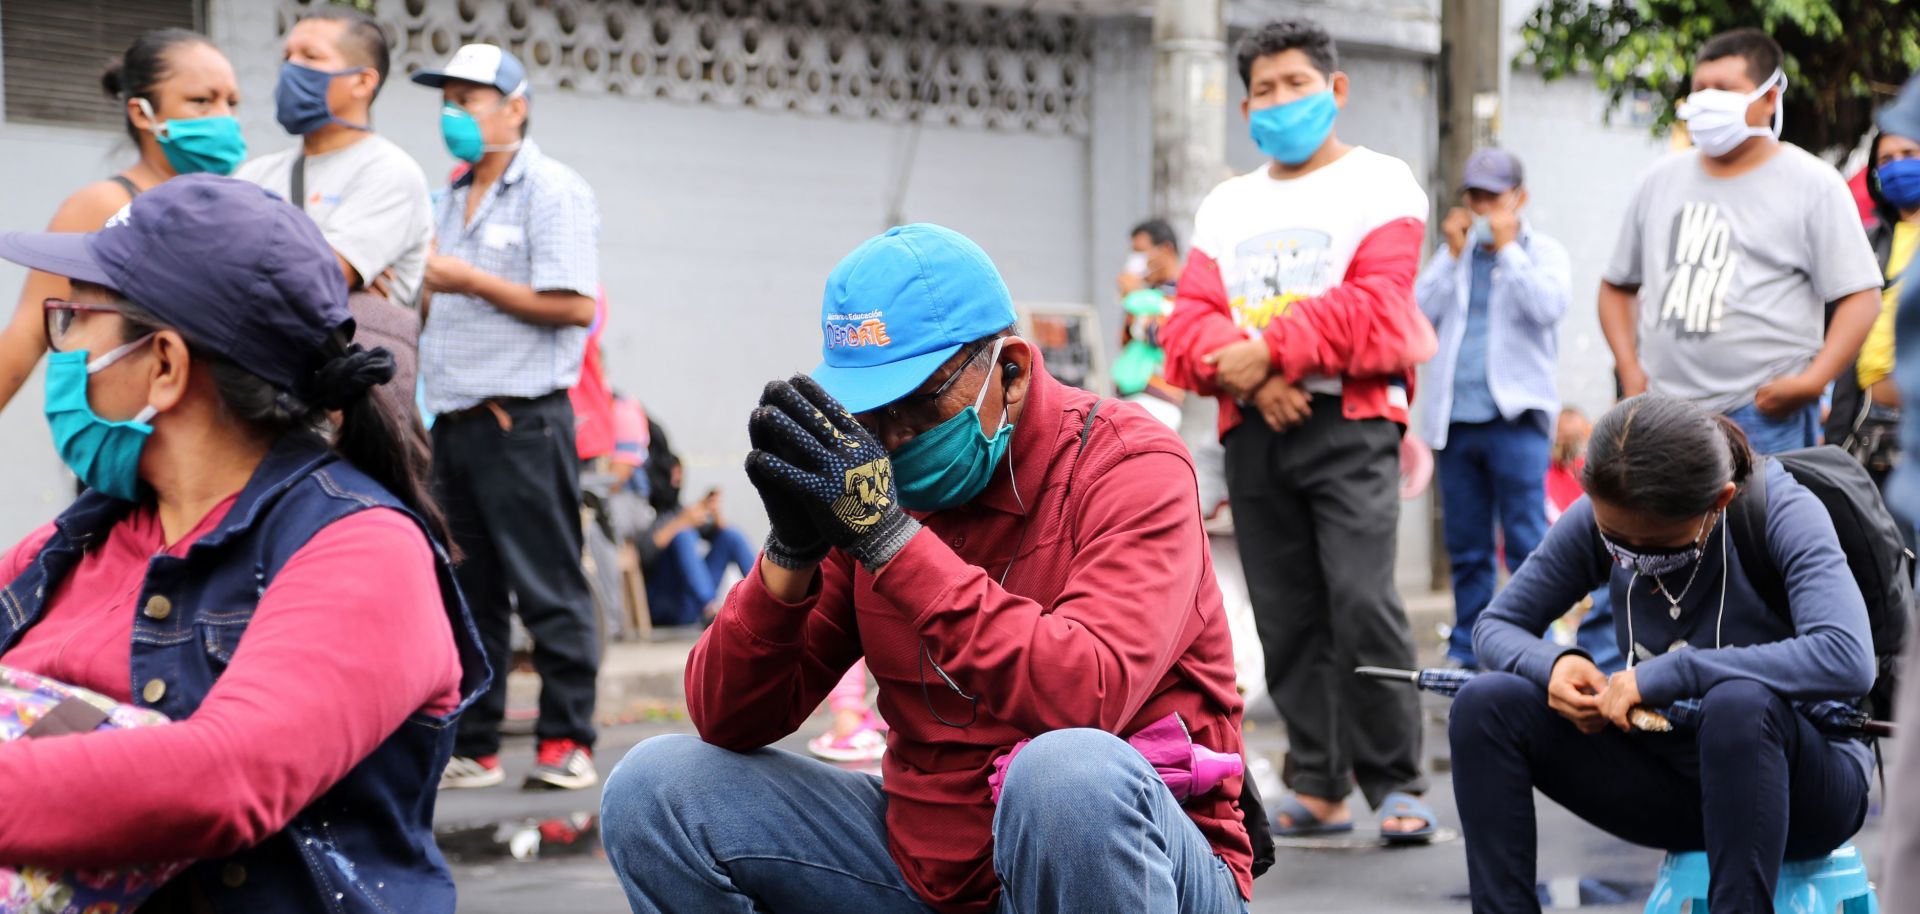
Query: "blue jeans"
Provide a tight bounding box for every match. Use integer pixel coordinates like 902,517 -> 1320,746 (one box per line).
1437,418 -> 1550,666
646,527 -> 755,626
1449,674 -> 1867,914
599,730 -> 1248,914
1724,400 -> 1819,455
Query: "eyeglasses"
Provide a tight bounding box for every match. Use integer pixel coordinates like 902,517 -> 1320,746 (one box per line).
857,340 -> 991,436
42,299 -> 126,353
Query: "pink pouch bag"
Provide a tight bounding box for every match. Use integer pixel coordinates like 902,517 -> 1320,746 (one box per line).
0,665 -> 186,913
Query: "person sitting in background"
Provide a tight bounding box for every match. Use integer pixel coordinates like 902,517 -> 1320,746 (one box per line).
0,29 -> 242,416
637,418 -> 754,627
1451,394 -> 1874,913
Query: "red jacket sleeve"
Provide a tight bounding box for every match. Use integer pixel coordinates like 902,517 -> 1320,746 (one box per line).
0,510 -> 460,867
1161,249 -> 1248,397
684,555 -> 864,751
870,450 -> 1209,734
1261,216 -> 1437,381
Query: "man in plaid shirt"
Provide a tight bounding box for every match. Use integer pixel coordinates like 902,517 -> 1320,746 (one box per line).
412,44 -> 604,792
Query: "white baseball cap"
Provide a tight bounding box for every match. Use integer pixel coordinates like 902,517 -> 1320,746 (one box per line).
410,44 -> 530,98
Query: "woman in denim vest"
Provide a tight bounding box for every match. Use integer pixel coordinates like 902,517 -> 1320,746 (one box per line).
0,174 -> 487,913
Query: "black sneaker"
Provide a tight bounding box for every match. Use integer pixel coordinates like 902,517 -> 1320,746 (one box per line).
524,739 -> 597,790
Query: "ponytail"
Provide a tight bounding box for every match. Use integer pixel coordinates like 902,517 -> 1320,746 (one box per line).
1711,412 -> 1755,487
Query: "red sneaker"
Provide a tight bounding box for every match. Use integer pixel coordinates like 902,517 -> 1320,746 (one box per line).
526,739 -> 597,790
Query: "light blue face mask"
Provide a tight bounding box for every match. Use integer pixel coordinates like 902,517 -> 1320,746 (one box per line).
44,337 -> 158,502
1248,90 -> 1338,165
891,338 -> 1015,512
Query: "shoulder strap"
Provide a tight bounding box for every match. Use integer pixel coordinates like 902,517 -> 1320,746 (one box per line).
107,175 -> 140,201
1729,459 -> 1791,623
290,155 -> 306,211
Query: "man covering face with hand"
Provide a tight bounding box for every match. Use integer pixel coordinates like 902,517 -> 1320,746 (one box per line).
598,223 -> 1253,914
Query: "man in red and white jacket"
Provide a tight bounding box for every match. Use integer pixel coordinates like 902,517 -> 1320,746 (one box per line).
1163,17 -> 1441,843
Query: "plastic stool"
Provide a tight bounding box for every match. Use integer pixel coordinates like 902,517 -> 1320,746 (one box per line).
1644,842 -> 1879,913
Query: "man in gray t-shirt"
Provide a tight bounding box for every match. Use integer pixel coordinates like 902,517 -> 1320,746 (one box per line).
237,9 -> 433,310
1601,29 -> 1881,454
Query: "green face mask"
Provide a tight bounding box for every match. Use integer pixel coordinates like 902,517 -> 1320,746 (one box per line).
440,103 -> 486,164
890,338 -> 1016,512
137,98 -> 246,176
440,87 -> 525,165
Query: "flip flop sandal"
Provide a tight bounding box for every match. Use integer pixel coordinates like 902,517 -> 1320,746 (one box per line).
1270,793 -> 1356,837
1378,791 -> 1438,846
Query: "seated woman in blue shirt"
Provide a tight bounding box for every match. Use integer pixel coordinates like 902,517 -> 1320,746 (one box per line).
1450,394 -> 1875,914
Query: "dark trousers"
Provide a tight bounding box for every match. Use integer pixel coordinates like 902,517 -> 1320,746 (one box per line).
646,527 -> 755,626
434,392 -> 600,757
1225,396 -> 1425,808
1449,673 -> 1868,914
1436,417 -> 1550,666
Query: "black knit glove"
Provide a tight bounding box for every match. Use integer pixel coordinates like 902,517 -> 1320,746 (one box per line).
746,381 -> 831,570
744,375 -> 921,572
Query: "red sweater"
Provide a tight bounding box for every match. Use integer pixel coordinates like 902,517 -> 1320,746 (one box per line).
1162,150 -> 1436,438
0,501 -> 460,867
687,366 -> 1250,913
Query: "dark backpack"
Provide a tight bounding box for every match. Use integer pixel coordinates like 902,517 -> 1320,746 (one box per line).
1729,447 -> 1914,718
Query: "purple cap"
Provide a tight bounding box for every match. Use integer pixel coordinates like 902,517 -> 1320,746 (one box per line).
0,175 -> 350,394
1461,148 -> 1525,194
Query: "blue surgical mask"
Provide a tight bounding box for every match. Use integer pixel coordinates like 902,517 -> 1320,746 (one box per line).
135,98 -> 245,176
1600,513 -> 1714,577
1879,158 -> 1920,211
1249,90 -> 1338,166
44,338 -> 158,502
1469,215 -> 1493,249
890,338 -> 1016,512
274,61 -> 368,136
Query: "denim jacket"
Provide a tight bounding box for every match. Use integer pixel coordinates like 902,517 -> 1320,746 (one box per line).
1411,225 -> 1571,449
0,438 -> 490,914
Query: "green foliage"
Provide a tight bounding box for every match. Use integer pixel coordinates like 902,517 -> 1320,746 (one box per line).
1518,0 -> 1920,153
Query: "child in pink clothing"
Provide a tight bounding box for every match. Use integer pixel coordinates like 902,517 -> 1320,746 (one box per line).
807,660 -> 887,763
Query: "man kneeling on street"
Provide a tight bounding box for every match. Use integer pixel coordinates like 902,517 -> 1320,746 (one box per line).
599,223 -> 1253,914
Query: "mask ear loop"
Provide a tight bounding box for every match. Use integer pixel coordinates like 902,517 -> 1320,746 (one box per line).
481,81 -> 529,154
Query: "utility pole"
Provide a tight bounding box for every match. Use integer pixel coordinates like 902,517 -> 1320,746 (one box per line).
1430,0 -> 1503,591
1151,0 -> 1229,246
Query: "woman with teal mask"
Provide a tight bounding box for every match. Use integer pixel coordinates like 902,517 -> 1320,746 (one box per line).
0,29 -> 241,418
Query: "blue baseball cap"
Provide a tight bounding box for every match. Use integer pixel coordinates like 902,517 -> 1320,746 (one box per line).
410,43 -> 531,98
0,174 -> 351,393
811,224 -> 1017,414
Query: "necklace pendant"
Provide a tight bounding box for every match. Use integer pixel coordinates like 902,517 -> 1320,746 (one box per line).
1669,604 -> 1682,620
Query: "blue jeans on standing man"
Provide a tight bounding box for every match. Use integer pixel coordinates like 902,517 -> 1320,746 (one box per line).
1438,416 -> 1550,667
1725,400 -> 1820,456
599,728 -> 1248,914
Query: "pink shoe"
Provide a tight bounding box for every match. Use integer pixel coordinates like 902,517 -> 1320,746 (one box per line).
808,725 -> 887,763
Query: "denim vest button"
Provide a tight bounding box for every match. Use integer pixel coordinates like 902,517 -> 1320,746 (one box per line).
142,679 -> 167,703
221,863 -> 247,888
143,595 -> 172,621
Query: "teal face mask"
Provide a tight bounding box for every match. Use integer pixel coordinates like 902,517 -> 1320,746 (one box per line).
440,104 -> 486,164
136,98 -> 246,176
440,86 -> 526,165
891,338 -> 1016,512
1248,90 -> 1338,166
44,338 -> 158,502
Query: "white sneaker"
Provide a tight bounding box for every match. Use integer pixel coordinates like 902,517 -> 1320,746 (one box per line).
441,755 -> 505,789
